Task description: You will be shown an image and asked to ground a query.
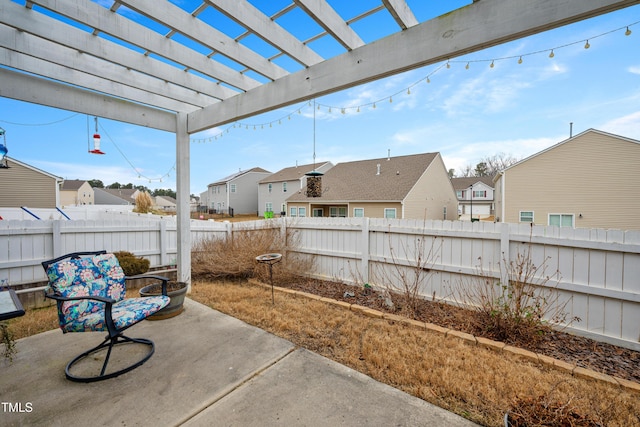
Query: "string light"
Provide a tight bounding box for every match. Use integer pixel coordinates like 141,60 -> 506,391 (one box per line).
188,20 -> 637,145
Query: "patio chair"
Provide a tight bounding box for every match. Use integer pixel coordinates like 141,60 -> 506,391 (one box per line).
42,251 -> 171,383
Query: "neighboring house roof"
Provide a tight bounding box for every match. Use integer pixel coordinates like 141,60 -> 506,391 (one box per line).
286,153 -> 438,202
208,167 -> 271,186
93,188 -> 138,205
259,162 -> 332,184
156,195 -> 177,204
450,177 -> 494,190
61,179 -> 88,191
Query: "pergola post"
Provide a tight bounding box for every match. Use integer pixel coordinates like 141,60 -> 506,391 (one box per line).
176,112 -> 191,289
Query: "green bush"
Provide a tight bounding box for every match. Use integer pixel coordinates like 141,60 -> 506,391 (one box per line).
113,251 -> 150,276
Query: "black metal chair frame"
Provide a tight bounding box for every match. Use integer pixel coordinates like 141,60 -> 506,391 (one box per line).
42,251 -> 169,383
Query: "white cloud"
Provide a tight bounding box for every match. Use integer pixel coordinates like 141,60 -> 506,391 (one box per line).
599,111 -> 640,140
628,66 -> 640,75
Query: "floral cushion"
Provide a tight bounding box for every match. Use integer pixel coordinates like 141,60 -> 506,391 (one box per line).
60,296 -> 170,333
45,253 -> 169,332
45,256 -> 109,328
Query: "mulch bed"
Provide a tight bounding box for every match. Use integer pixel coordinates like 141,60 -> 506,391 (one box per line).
277,279 -> 640,384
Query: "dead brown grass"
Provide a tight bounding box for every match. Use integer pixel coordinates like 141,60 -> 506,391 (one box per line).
190,280 -> 640,427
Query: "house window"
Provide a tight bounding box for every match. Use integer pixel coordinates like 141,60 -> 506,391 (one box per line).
282,182 -> 287,193
265,202 -> 273,212
268,184 -> 272,193
384,208 -> 396,219
290,207 -> 297,217
329,207 -> 346,217
473,190 -> 486,198
443,206 -> 447,220
298,207 -> 306,217
312,208 -> 323,217
519,211 -> 534,223
549,214 -> 574,228
456,190 -> 463,199
353,208 -> 364,218
230,184 -> 236,193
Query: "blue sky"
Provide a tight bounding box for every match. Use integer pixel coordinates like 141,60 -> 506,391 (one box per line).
1,3 -> 638,196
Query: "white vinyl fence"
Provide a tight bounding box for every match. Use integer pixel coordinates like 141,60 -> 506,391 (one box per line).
1,215 -> 639,350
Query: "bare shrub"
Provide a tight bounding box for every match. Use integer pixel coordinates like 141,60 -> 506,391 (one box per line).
191,225 -> 314,283
454,230 -> 578,344
133,191 -> 154,213
372,230 -> 443,317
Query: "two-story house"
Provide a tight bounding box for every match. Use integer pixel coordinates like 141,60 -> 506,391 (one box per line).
258,162 -> 333,217
450,177 -> 495,221
494,128 -> 640,230
60,180 -> 94,207
285,152 -> 457,220
206,167 -> 271,216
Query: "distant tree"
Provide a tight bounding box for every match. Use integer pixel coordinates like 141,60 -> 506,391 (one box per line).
135,185 -> 150,193
447,168 -> 456,178
481,152 -> 519,176
152,188 -> 177,199
457,164 -> 473,177
458,153 -> 519,178
474,162 -> 489,177
88,179 -> 104,188
107,182 -> 121,189
121,183 -> 133,189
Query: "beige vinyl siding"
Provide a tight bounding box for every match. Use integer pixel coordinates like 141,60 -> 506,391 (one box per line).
0,161 -> 59,208
404,155 -> 458,221
503,131 -> 640,230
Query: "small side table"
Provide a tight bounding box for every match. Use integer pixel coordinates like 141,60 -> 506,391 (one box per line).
256,253 -> 282,304
0,288 -> 25,321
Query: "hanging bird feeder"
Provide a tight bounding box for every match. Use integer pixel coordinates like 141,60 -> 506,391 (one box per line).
89,116 -> 105,155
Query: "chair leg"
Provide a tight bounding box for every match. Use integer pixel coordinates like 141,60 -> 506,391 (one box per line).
65,333 -> 155,383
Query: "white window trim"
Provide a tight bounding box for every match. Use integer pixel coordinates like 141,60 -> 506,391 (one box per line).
384,208 -> 396,219
548,213 -> 575,228
519,210 -> 534,223
353,208 -> 364,218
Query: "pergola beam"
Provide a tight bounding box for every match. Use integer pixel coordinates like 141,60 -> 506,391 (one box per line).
188,0 -> 639,133
294,0 -> 365,51
0,68 -> 177,132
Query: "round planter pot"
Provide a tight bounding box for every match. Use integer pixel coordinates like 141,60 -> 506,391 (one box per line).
139,281 -> 188,320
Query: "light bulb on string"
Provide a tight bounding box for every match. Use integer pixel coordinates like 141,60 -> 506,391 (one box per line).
465,62 -> 470,69
584,40 -> 590,49
357,106 -> 360,113
407,88 -> 411,95
625,27 -> 631,36
341,108 -> 345,114
490,60 -> 494,68
446,61 -> 450,69
426,77 -> 430,83
549,50 -> 555,58
518,56 -> 523,64
389,96 -> 393,103
328,107 -> 332,113
372,102 -> 376,109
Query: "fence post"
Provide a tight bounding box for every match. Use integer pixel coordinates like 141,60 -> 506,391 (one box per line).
159,221 -> 168,266
500,222 -> 510,285
361,217 -> 370,284
52,220 -> 62,258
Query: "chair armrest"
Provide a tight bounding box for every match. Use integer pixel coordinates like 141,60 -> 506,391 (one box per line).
44,292 -> 116,305
125,275 -> 170,296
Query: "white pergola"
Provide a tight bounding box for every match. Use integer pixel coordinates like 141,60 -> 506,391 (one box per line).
1,0 -> 637,284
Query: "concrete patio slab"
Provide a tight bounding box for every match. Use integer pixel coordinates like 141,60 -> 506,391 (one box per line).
0,299 -> 475,426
